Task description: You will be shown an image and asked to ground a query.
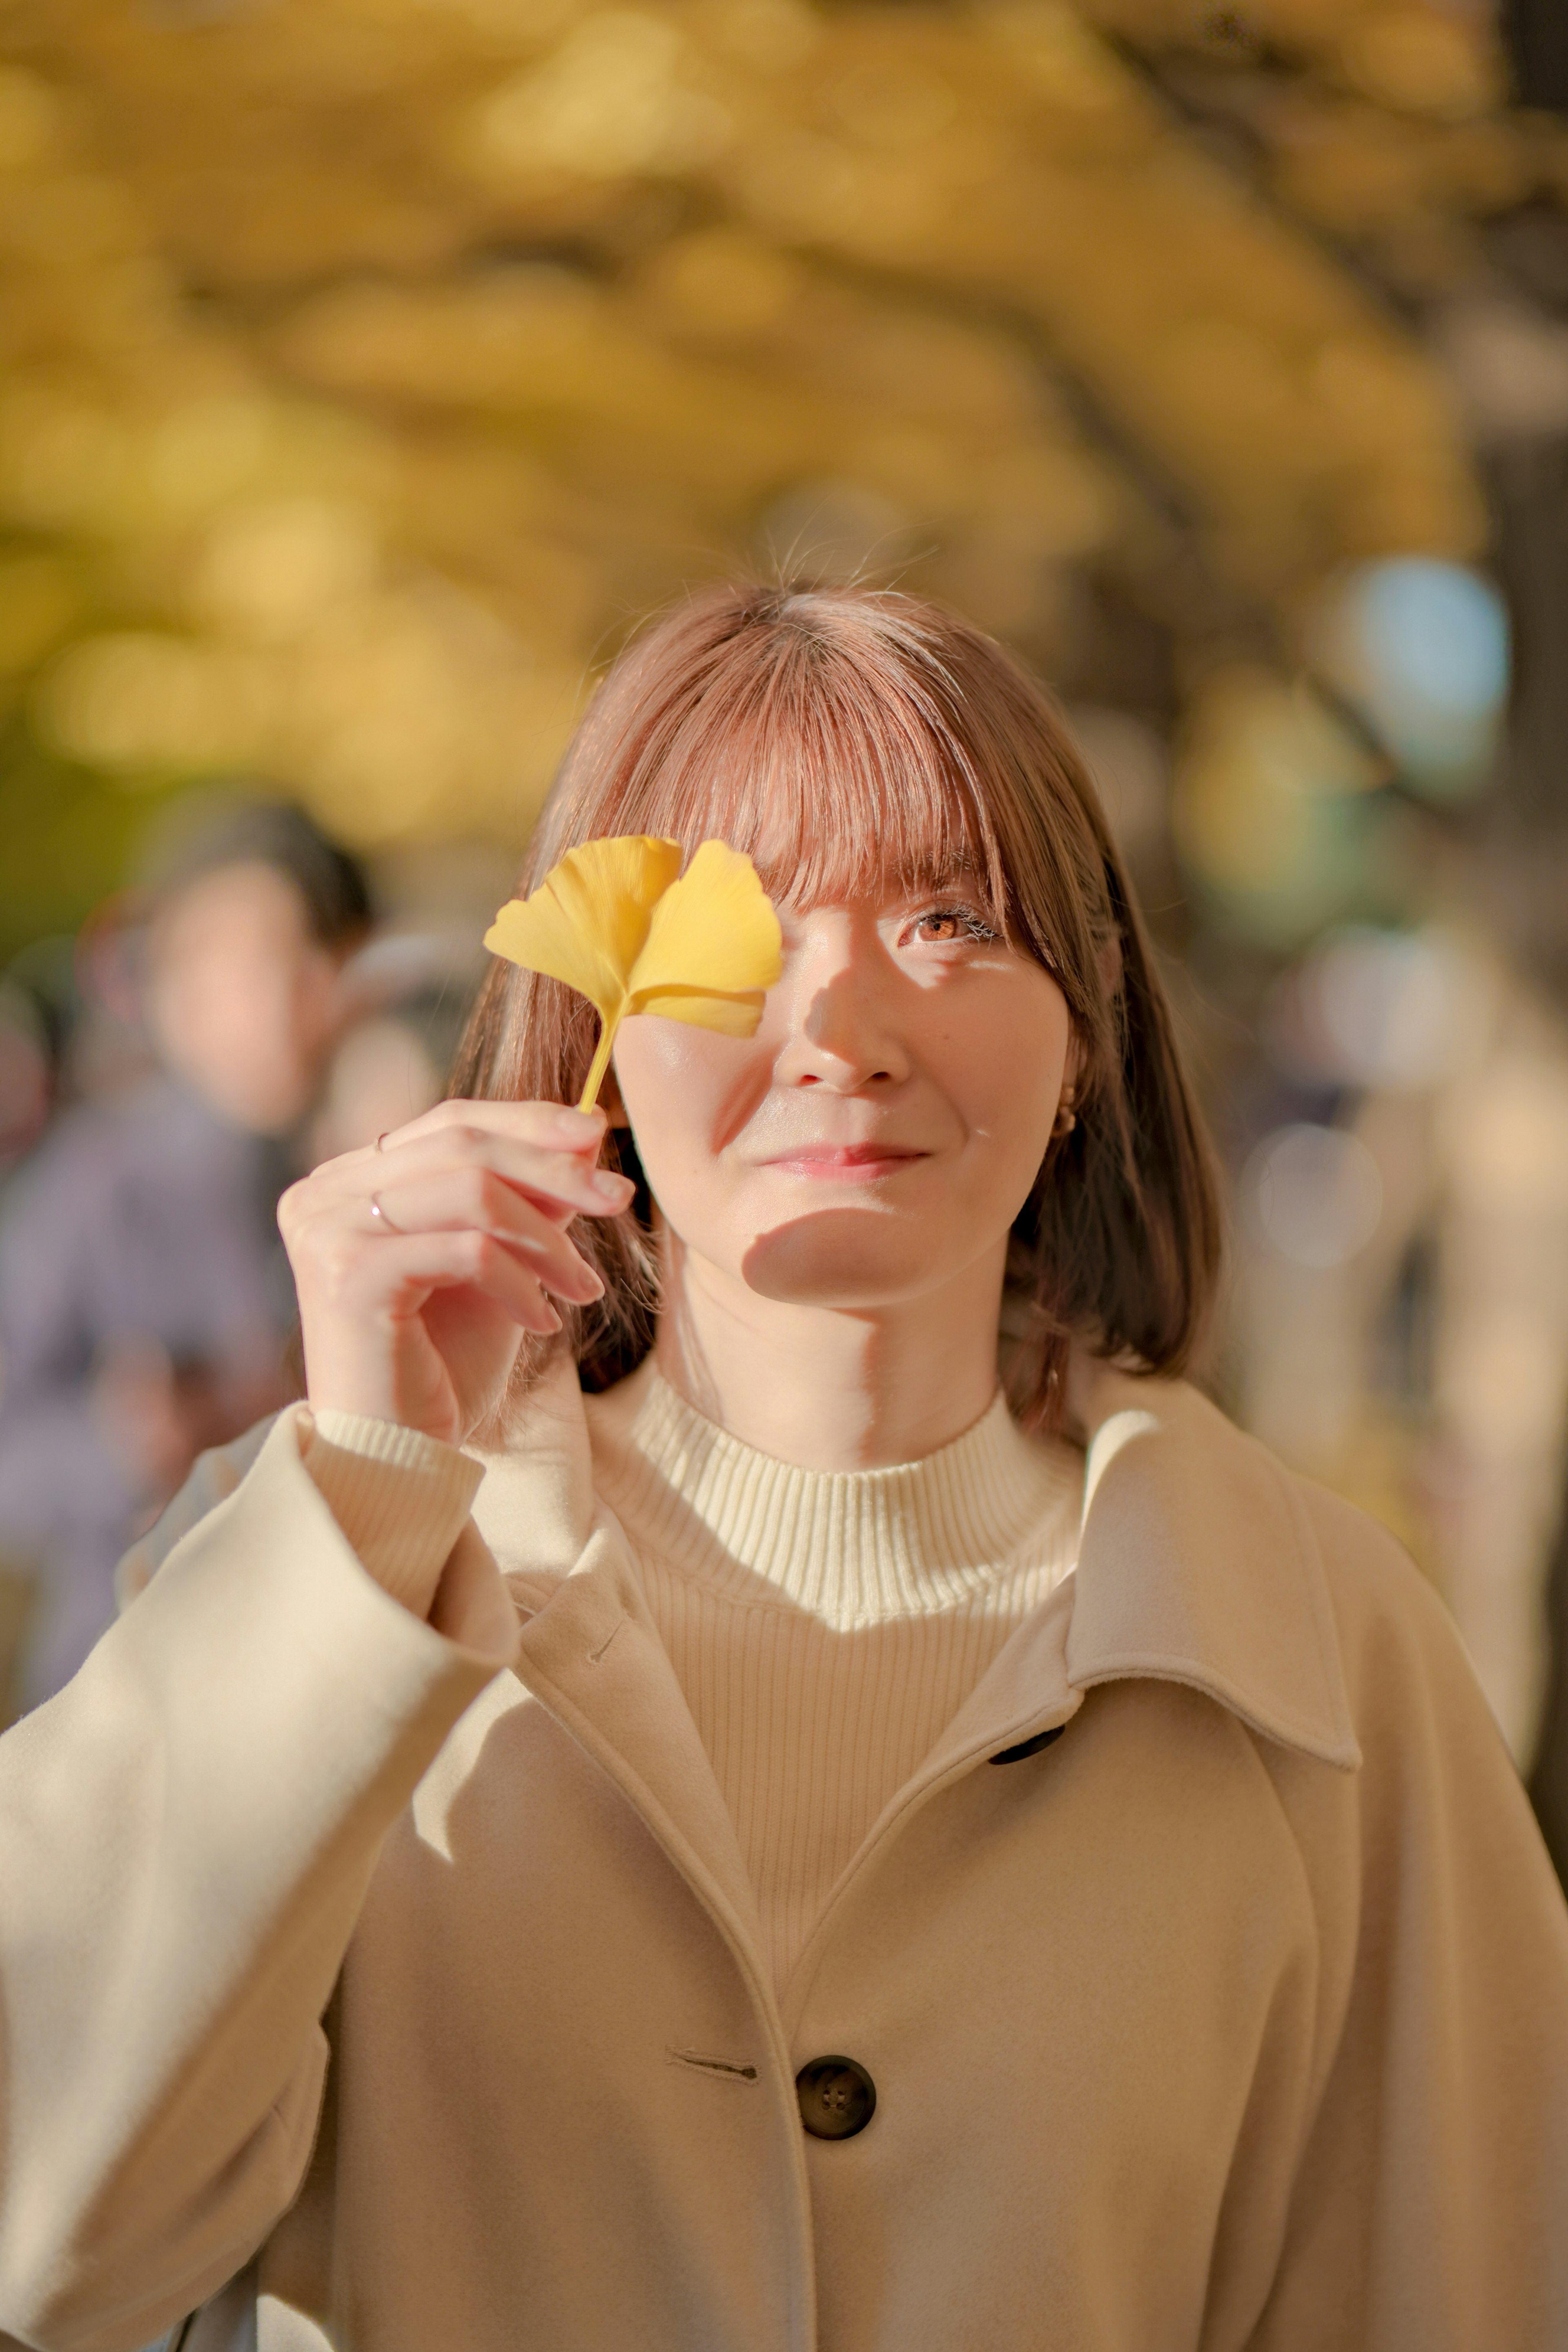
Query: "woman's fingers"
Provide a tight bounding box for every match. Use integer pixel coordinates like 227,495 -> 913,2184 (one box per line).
360,1166 -> 607,1304
373,1097 -> 607,1174
279,1097 -> 632,1436
318,1107 -> 633,1226
352,1228 -> 566,1335
285,1170 -> 606,1309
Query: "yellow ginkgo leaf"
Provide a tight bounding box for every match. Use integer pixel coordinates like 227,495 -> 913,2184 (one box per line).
632,838 -> 785,1009
483,836 -> 681,1019
484,834 -> 782,1110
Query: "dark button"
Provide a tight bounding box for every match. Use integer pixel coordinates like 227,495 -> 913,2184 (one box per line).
989,1723 -> 1066,1765
796,2055 -> 877,2140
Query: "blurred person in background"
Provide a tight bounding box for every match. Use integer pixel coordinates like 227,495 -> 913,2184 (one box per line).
0,795 -> 373,1708
0,981 -> 51,1184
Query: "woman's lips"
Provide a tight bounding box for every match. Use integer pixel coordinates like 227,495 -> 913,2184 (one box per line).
761,1144 -> 929,1181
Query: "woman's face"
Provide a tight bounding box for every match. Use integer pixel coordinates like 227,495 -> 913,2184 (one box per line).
611,875 -> 1073,1315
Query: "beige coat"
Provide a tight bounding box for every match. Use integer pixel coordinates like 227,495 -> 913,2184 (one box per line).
0,1366 -> 1565,2352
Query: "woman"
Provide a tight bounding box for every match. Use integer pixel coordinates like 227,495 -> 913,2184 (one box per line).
1,582 -> 1565,2352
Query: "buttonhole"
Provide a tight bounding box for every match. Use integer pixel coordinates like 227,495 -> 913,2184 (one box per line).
989,1723 -> 1067,1765
667,2046 -> 760,2083
587,1616 -> 625,1665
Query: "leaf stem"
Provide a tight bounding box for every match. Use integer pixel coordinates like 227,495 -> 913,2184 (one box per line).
577,1010 -> 622,1113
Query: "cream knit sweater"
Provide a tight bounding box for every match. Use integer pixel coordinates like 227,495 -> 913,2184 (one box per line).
306,1360 -> 1082,1987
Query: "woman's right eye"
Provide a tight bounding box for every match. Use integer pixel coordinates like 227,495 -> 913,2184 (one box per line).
906,903 -> 999,947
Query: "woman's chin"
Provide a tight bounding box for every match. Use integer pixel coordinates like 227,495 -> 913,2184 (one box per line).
738,1208 -> 942,1309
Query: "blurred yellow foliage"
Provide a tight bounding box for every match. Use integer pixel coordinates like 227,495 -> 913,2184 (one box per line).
0,0 -> 1549,860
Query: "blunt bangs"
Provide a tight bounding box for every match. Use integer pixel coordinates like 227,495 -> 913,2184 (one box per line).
584,598 -> 1000,921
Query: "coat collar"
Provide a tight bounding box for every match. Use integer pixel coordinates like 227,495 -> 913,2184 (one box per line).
1064,1364 -> 1361,1771
471,1353 -> 1361,1793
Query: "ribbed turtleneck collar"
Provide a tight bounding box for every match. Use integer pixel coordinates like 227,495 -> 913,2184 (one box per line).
584,1359 -> 1083,1631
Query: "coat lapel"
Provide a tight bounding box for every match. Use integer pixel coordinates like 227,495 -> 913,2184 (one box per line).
470,1362 -> 770,1986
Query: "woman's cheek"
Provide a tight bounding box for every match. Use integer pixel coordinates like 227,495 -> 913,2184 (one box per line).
951,1004 -> 1053,1124
957,990 -> 1069,1177
612,1024 -> 753,1223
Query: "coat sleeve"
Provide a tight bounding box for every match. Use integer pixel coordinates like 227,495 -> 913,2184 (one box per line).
1251,1487 -> 1568,2351
0,1406 -> 519,2352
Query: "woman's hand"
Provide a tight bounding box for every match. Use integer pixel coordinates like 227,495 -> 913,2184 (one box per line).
278,1099 -> 634,1443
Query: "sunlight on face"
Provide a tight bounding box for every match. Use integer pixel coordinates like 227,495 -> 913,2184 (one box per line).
610,876 -> 1073,1316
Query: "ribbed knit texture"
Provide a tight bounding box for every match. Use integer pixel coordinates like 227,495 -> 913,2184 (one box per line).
586,1363 -> 1082,1987
304,1407 -> 482,1617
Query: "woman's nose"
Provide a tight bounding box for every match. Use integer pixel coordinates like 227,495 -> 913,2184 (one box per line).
774,958 -> 910,1091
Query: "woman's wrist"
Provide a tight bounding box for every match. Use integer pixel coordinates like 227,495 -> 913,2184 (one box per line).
301,1323 -> 432,1434
301,1409 -> 483,1619
302,1340 -> 465,1446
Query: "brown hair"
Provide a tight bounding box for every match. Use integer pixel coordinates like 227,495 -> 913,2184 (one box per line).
452,579 -> 1222,1426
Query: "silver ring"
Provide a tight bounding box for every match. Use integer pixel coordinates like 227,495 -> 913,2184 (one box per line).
369,1193 -> 403,1233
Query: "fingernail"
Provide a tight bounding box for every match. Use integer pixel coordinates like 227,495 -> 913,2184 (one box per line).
590,1168 -> 633,1200
552,1107 -> 604,1136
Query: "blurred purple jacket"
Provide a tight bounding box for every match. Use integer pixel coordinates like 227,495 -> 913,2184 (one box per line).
0,1077 -> 292,1701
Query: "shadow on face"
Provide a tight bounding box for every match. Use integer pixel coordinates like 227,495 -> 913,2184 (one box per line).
737,1200 -> 968,1310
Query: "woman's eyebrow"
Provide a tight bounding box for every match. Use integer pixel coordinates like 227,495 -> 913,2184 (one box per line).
770,855 -> 1002,920
880,851 -> 984,891
911,862 -> 999,905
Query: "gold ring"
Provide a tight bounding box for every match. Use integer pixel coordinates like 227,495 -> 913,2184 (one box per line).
369,1193 -> 403,1233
